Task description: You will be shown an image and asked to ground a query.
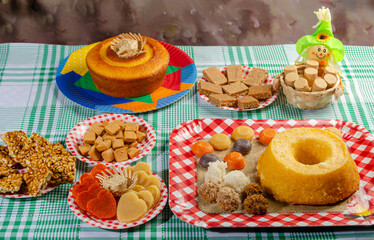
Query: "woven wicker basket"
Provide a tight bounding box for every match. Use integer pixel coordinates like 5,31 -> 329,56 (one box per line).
275,64 -> 343,110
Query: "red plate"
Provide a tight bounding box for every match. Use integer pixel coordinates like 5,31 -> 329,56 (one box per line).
197,66 -> 278,111
68,165 -> 168,229
168,119 -> 374,228
1,169 -> 57,198
66,114 -> 156,167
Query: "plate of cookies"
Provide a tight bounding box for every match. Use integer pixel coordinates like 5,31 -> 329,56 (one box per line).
68,162 -> 168,229
169,118 -> 374,228
66,114 -> 156,167
197,66 -> 278,111
0,131 -> 76,198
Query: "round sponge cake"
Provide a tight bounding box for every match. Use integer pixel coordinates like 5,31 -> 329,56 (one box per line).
86,36 -> 170,98
257,128 -> 359,205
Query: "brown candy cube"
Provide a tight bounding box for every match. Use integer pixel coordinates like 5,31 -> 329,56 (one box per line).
90,126 -> 104,136
102,148 -> 115,163
88,146 -> 101,161
103,134 -> 116,142
124,131 -> 137,143
78,144 -> 91,156
112,120 -> 126,130
114,148 -> 128,162
115,130 -> 124,139
112,139 -> 125,150
91,122 -> 103,128
105,121 -> 121,135
94,136 -> 103,146
128,147 -> 141,159
96,140 -> 112,152
137,131 -> 147,142
125,122 -> 139,132
129,141 -> 138,148
83,132 -> 96,145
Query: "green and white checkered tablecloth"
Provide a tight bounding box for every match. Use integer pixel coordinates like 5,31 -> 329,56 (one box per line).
0,43 -> 373,239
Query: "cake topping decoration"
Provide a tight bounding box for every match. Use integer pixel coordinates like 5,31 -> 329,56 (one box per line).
96,166 -> 137,197
110,33 -> 146,59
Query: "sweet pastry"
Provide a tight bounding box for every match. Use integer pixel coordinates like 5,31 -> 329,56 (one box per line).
257,128 -> 360,205
86,33 -> 170,98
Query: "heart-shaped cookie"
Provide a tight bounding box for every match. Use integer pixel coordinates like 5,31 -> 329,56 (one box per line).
117,191 -> 147,223
86,189 -> 117,219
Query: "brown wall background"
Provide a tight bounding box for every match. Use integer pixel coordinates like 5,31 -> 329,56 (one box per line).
0,0 -> 373,46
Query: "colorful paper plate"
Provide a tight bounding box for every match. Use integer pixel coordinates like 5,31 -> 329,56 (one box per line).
66,114 -> 156,167
56,42 -> 197,113
68,166 -> 168,229
198,66 -> 278,111
1,169 -> 57,198
169,119 -> 374,228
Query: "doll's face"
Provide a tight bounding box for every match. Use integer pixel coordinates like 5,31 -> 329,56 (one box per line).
308,45 -> 330,61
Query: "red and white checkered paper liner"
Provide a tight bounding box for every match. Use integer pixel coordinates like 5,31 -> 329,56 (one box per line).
68,165 -> 168,229
66,114 -> 156,167
1,169 -> 57,198
169,119 -> 374,228
197,66 -> 278,111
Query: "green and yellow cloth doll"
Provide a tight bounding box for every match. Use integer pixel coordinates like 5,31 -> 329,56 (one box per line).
296,7 -> 345,72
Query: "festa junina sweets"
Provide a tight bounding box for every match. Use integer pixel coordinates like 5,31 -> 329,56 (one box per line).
0,131 -> 75,197
196,124 -> 360,215
86,33 -> 170,98
72,162 -> 162,223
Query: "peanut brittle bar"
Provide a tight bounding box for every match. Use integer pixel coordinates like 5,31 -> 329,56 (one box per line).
0,173 -> 23,194
0,145 -> 15,168
0,166 -> 18,177
23,163 -> 52,197
0,131 -> 29,167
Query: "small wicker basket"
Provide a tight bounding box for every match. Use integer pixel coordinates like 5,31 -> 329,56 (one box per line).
275,64 -> 343,110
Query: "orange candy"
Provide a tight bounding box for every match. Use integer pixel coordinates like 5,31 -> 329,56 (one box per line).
87,189 -> 117,219
72,173 -> 98,198
224,152 -> 246,170
259,128 -> 278,145
191,141 -> 214,157
90,164 -> 108,178
75,183 -> 103,211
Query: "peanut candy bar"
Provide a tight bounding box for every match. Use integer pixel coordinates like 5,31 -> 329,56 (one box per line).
47,155 -> 76,186
0,166 -> 18,177
0,131 -> 29,167
23,163 -> 52,197
0,145 -> 15,168
0,173 -> 23,194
